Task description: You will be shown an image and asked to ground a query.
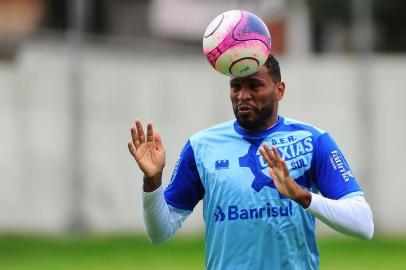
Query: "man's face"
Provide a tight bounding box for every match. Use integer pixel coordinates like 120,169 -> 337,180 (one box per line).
230,65 -> 285,132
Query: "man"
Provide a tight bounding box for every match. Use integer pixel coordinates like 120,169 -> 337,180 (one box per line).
128,55 -> 374,270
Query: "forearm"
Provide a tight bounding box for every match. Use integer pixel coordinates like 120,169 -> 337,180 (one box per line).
142,184 -> 190,243
143,173 -> 162,192
306,194 -> 374,240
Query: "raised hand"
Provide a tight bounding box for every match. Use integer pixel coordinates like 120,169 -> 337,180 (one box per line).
128,120 -> 166,191
259,144 -> 311,208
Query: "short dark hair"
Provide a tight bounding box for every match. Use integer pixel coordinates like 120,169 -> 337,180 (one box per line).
264,54 -> 281,83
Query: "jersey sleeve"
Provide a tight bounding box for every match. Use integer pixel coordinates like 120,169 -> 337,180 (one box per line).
312,133 -> 363,199
164,140 -> 205,211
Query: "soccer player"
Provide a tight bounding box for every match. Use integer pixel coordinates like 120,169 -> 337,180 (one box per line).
128,55 -> 374,270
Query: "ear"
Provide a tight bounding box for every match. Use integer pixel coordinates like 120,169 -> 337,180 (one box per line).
275,82 -> 285,101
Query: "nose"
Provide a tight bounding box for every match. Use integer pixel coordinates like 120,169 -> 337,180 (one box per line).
238,86 -> 252,101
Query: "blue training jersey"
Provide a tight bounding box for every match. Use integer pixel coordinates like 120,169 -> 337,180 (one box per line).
164,116 -> 363,270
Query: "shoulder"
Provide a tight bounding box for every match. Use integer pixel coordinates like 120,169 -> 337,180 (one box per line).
281,117 -> 327,139
190,120 -> 236,143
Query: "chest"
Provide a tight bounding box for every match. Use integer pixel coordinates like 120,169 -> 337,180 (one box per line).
195,132 -> 314,196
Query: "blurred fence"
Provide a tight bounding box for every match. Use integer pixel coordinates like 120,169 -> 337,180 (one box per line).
0,40 -> 405,234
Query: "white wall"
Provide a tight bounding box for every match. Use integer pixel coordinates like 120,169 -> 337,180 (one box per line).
0,40 -> 405,234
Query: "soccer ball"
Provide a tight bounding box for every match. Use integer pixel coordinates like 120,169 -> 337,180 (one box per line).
203,10 -> 272,77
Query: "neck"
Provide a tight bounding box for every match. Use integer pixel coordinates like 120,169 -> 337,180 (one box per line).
260,104 -> 279,131
265,114 -> 279,130
243,113 -> 279,133
258,114 -> 279,132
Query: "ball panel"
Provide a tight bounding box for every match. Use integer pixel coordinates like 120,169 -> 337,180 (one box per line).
233,11 -> 271,50
202,10 -> 242,54
203,14 -> 224,39
213,49 -> 234,76
230,58 -> 259,77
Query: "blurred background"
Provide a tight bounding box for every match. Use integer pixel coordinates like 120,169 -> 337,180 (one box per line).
0,0 -> 405,269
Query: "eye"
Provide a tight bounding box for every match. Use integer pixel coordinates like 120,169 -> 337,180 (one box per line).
249,82 -> 262,91
230,81 -> 241,92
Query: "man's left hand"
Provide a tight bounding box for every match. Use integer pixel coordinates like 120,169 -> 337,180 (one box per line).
259,144 -> 312,208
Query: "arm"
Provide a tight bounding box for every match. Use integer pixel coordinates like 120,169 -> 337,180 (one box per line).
128,121 -> 202,243
259,145 -> 374,240
143,185 -> 190,243
128,119 -> 177,242
307,193 -> 374,240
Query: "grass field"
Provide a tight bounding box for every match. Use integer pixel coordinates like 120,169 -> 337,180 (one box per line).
0,234 -> 405,270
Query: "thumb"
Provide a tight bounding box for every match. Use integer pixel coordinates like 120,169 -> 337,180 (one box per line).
128,140 -> 136,157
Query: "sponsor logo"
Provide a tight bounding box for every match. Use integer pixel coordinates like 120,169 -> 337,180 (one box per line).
215,159 -> 229,170
329,150 -> 353,182
214,201 -> 293,222
214,206 -> 226,222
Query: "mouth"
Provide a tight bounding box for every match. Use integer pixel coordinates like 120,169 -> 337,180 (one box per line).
237,104 -> 255,117
237,104 -> 256,114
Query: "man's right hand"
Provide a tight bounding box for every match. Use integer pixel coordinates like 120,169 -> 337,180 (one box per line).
128,119 -> 166,192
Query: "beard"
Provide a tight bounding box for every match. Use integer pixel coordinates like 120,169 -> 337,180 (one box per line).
233,104 -> 274,132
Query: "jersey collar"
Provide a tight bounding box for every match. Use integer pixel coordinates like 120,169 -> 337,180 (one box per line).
233,116 -> 284,140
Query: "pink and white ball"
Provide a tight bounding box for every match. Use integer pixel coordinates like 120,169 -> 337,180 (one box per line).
203,10 -> 272,77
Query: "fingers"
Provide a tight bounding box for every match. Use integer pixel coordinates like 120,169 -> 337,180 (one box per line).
130,126 -> 140,148
271,146 -> 289,176
267,165 -> 278,181
260,144 -> 277,168
130,119 -> 160,148
260,148 -> 279,184
259,147 -> 271,167
146,123 -> 154,142
153,131 -> 163,149
271,146 -> 281,160
132,119 -> 152,146
135,119 -> 145,143
281,157 -> 290,176
260,144 -> 284,181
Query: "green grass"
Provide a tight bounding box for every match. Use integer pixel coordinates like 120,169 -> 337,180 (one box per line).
0,234 -> 204,270
318,236 -> 406,270
0,234 -> 405,270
